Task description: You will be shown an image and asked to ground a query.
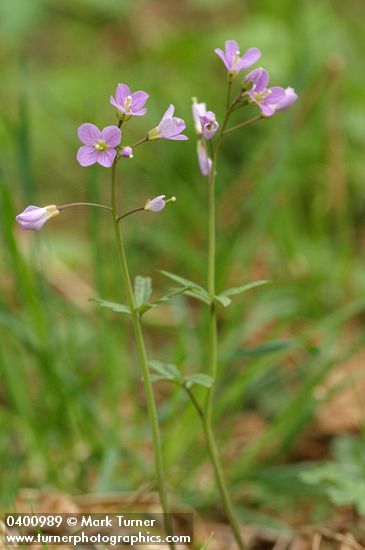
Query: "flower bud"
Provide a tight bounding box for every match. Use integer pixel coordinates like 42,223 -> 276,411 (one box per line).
16,205 -> 60,231
121,146 -> 133,158
144,195 -> 176,212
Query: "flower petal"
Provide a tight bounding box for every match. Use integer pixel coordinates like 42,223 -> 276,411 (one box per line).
77,145 -> 98,166
162,104 -> 175,120
168,134 -> 188,141
101,125 -> 121,147
260,103 -> 275,117
214,48 -> 230,69
225,40 -> 240,64
145,195 -> 166,212
197,140 -> 212,176
267,86 -> 287,104
78,123 -> 101,145
131,108 -> 147,116
275,87 -> 298,112
159,116 -> 186,138
131,91 -> 149,111
115,83 -> 131,104
246,68 -> 269,91
192,100 -> 206,134
110,96 -> 120,108
97,148 -> 116,168
238,47 -> 261,70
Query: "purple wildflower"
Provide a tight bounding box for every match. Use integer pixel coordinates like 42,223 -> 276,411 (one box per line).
121,146 -> 133,158
215,41 -> 261,76
245,68 -> 287,117
110,83 -> 149,118
197,140 -> 212,177
200,111 -> 219,140
77,124 -> 121,167
148,105 -> 188,141
16,205 -> 59,231
144,195 -> 176,212
274,86 -> 298,113
192,99 -> 219,140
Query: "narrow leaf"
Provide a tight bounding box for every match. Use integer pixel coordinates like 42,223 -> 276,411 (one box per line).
160,270 -> 204,292
221,280 -> 270,298
138,286 -> 192,314
134,276 -> 152,308
214,294 -> 232,307
184,373 -> 214,389
149,361 -> 182,383
184,288 -> 212,305
91,298 -> 131,315
230,340 -> 300,360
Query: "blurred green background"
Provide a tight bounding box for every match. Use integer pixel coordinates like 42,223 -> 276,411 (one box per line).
1,0 -> 365,530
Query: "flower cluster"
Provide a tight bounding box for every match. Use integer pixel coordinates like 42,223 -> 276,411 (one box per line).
76,84 -> 187,169
16,82 -> 187,230
193,40 -> 298,177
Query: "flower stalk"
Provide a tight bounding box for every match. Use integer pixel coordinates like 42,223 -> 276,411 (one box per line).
203,96 -> 246,550
110,158 -> 175,550
188,44 -> 297,547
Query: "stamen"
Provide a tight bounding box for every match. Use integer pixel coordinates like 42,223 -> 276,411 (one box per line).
94,140 -> 109,152
123,95 -> 133,112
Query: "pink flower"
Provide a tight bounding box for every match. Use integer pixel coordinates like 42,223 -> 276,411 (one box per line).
215,41 -> 261,75
16,205 -> 59,231
200,111 -> 219,140
110,83 -> 149,118
148,105 -> 188,141
197,140 -> 212,177
77,124 -> 121,168
245,68 -> 287,117
192,99 -> 219,140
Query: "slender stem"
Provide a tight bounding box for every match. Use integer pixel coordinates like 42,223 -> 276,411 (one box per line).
202,86 -> 246,550
224,114 -> 262,135
110,159 -> 175,550
203,416 -> 245,549
131,136 -> 148,148
117,207 -> 145,223
57,202 -> 112,212
226,79 -> 232,110
183,385 -> 204,419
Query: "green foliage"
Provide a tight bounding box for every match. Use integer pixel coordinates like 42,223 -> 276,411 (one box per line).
149,361 -> 214,390
300,436 -> 365,515
216,280 -> 270,307
160,270 -> 211,304
149,361 -> 183,384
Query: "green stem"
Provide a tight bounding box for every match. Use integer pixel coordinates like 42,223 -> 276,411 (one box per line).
203,416 -> 245,549
202,90 -> 246,550
117,207 -> 145,223
57,202 -> 112,212
131,136 -> 148,148
223,114 -> 262,135
226,79 -> 232,110
110,161 -> 175,550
